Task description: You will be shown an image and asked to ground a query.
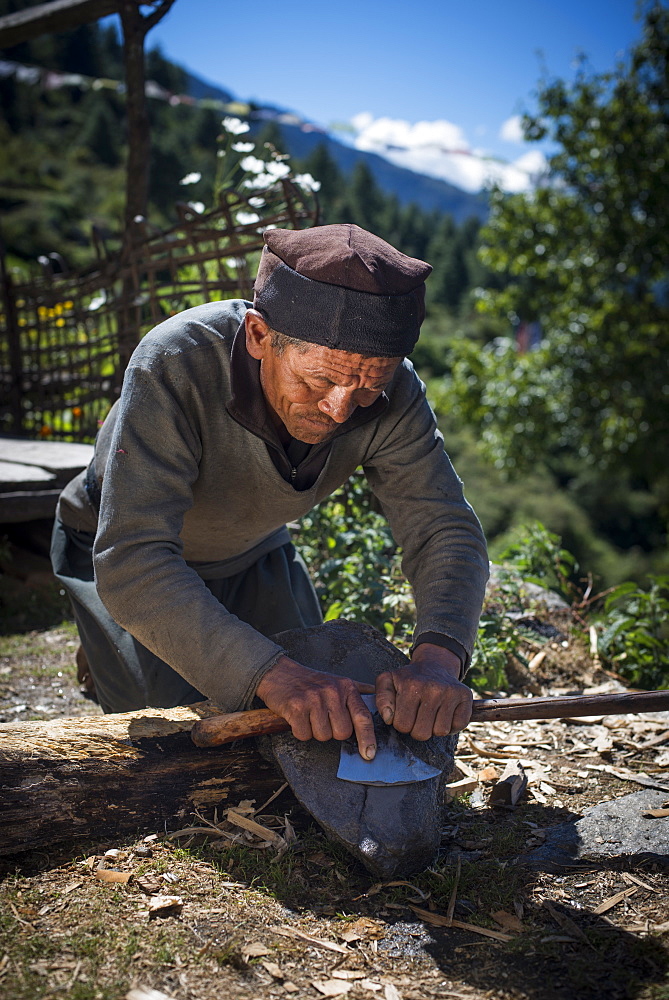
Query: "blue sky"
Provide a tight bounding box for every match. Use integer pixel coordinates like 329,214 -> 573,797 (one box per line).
142,0 -> 646,192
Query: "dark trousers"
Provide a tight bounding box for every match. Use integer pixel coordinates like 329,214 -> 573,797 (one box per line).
51,517 -> 323,714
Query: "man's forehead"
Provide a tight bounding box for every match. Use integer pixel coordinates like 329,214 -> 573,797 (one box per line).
298,344 -> 402,380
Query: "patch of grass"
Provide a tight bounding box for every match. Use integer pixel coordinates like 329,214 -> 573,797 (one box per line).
0,622 -> 77,665
0,576 -> 73,633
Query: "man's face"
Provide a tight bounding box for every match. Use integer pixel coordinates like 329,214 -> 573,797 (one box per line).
245,311 -> 402,444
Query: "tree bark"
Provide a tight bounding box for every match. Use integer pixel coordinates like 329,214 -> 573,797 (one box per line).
116,0 -> 176,372
0,703 -> 283,856
0,0 -> 120,49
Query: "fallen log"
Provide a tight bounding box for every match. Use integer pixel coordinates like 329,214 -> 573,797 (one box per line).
0,620 -> 403,859
0,703 -> 283,856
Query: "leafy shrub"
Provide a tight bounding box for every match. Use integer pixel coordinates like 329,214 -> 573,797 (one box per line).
296,471 -> 415,647
494,521 -> 579,603
597,575 -> 669,689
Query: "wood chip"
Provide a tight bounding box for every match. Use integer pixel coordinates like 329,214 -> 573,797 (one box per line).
125,989 -> 173,1000
384,984 -> 402,1000
478,765 -> 500,782
488,760 -> 528,807
408,905 -> 513,942
337,916 -> 386,941
528,649 -> 547,671
261,960 -> 283,979
241,941 -> 271,958
136,877 -> 162,895
272,925 -> 348,954
147,895 -> 183,917
227,809 -> 285,846
592,886 -> 637,915
543,901 -> 591,946
444,776 -> 479,801
95,869 -> 132,884
642,808 -> 669,818
491,909 -> 524,933
61,880 -> 83,895
453,756 -> 478,778
622,872 -> 661,893
332,971 -> 369,980
639,729 -> 669,750
283,983 -> 299,993
585,764 -> 669,794
360,981 -> 383,993
312,979 -> 353,996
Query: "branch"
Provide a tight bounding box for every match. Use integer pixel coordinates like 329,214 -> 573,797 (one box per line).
141,0 -> 177,33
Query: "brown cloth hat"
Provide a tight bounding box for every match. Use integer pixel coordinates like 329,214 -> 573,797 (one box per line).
254,224 -> 432,357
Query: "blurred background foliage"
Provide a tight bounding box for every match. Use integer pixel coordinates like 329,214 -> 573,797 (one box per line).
0,2 -> 667,636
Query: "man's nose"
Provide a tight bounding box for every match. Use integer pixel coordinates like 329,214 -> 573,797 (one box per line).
318,386 -> 356,423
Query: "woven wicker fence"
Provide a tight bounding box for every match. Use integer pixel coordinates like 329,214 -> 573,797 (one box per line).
0,180 -> 317,442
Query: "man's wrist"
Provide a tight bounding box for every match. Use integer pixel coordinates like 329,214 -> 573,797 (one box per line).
410,642 -> 462,679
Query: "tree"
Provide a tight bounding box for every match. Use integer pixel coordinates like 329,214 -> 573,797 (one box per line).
451,4 -> 669,510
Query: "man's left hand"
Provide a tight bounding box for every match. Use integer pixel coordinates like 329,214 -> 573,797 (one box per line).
374,643 -> 472,740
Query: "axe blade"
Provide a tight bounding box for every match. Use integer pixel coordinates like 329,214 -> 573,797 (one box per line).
336,694 -> 443,786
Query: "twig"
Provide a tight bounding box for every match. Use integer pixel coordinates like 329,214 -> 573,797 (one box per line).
593,887 -> 637,915
408,905 -> 513,942
254,781 -> 289,816
446,856 -> 461,926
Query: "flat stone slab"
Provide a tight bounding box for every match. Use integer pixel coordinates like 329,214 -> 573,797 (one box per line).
0,439 -> 93,474
525,789 -> 669,868
0,460 -> 55,483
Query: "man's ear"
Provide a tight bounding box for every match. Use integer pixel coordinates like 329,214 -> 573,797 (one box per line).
245,309 -> 271,360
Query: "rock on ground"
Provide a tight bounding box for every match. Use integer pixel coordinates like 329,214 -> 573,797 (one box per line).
526,788 -> 669,868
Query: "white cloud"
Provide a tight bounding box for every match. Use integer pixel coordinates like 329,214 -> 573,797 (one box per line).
499,115 -> 525,143
349,113 -> 547,193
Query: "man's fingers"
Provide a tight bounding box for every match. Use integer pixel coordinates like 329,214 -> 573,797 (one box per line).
450,690 -> 473,733
288,715 -> 314,742
374,671 -> 398,725
433,701 -> 455,737
410,701 -> 440,741
354,680 -> 376,695
309,708 -> 334,742
347,692 -> 377,760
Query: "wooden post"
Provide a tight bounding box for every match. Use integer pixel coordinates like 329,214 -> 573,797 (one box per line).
0,238 -> 24,435
116,0 -> 176,373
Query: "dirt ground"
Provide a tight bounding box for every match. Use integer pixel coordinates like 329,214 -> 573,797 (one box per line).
1,572 -> 668,1000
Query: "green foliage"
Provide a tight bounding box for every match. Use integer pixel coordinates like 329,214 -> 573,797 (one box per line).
495,521 -> 579,603
469,611 -> 520,693
450,4 -> 669,501
298,471 -> 415,646
597,575 -> 669,689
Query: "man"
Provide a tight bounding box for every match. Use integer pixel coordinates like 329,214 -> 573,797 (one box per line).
52,224 -> 489,762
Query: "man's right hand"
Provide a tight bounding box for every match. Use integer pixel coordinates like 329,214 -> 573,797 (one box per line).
256,655 -> 377,760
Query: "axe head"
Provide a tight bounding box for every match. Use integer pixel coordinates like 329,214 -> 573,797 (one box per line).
336,695 -> 442,786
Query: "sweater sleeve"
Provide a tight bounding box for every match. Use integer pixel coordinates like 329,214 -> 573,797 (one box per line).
362,363 -> 489,665
92,363 -> 285,711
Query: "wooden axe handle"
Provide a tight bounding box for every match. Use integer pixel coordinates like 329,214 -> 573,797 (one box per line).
190,689 -> 669,748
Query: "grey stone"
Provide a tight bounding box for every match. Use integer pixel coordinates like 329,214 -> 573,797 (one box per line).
525,789 -> 669,868
268,620 -> 458,878
487,563 -> 569,611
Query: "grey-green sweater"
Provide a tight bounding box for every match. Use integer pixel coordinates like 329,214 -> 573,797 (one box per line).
58,300 -> 489,711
